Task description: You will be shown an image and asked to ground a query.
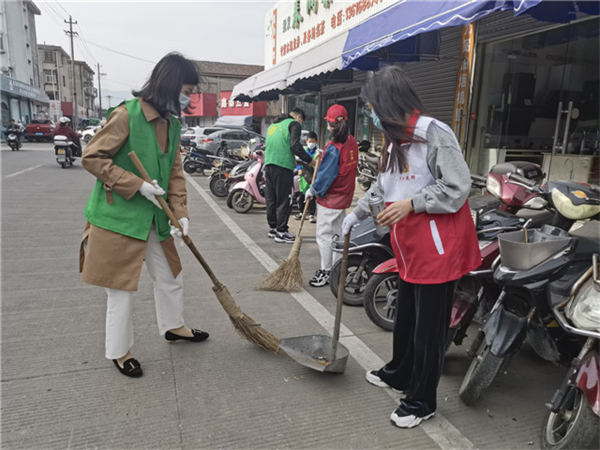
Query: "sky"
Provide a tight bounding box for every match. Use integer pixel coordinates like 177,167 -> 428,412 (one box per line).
35,0 -> 275,104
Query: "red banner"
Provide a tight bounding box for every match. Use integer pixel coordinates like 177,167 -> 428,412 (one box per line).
183,93 -> 217,117
219,91 -> 266,117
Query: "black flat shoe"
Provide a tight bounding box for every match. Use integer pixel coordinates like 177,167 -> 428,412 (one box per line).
112,358 -> 143,378
165,328 -> 209,343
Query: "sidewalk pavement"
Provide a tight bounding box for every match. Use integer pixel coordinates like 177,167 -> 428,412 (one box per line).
1,143 -> 565,449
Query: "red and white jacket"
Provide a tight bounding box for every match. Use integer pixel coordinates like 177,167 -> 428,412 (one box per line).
354,115 -> 480,284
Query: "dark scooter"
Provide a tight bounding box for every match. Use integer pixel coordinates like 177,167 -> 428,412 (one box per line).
459,177 -> 600,405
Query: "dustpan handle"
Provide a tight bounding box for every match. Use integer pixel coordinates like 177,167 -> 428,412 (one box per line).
332,232 -> 351,359
128,151 -> 221,287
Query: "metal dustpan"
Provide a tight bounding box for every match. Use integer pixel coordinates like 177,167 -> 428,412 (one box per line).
278,234 -> 352,374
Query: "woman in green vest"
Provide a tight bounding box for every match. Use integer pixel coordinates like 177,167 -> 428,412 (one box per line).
80,53 -> 209,378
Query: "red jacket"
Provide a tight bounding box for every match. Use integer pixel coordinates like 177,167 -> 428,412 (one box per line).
316,135 -> 359,210
53,125 -> 80,146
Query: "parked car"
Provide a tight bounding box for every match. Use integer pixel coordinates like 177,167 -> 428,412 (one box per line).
198,128 -> 265,156
79,125 -> 100,143
180,126 -> 225,147
25,119 -> 55,142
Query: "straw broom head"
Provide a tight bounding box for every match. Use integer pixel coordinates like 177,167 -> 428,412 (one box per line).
258,236 -> 304,292
213,282 -> 281,353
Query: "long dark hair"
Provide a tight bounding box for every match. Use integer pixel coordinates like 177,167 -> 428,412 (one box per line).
132,52 -> 200,117
329,118 -> 349,144
361,65 -> 427,173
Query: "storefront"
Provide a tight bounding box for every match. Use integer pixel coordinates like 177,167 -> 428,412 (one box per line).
467,13 -> 599,183
182,93 -> 217,127
1,74 -> 49,131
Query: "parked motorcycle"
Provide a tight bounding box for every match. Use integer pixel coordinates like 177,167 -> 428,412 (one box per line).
183,147 -> 220,176
458,177 -> 600,406
329,216 -> 394,306
53,135 -> 76,168
542,253 -> 600,450
7,132 -> 21,151
227,150 -> 267,213
356,150 -> 379,191
210,141 -> 263,198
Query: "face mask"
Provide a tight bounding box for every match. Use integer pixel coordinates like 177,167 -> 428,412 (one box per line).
307,142 -> 317,150
371,109 -> 383,130
179,92 -> 191,111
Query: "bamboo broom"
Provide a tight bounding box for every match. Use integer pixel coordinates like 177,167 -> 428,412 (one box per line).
258,156 -> 322,292
128,151 -> 281,354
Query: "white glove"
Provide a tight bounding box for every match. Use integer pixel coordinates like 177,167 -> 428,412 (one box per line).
170,217 -> 189,239
342,212 -> 360,236
139,180 -> 164,209
305,186 -> 316,199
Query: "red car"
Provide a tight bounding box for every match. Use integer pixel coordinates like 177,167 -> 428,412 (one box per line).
26,119 -> 55,142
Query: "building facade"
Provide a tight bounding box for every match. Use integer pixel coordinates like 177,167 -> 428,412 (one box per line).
74,60 -> 96,119
0,0 -> 48,128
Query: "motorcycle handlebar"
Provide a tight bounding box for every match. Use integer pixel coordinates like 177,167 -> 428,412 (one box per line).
508,173 -> 537,187
470,173 -> 487,183
589,184 -> 600,194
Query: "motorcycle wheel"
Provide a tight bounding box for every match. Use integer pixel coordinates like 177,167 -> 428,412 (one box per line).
357,168 -> 374,191
84,135 -> 92,143
230,190 -> 253,213
60,161 -> 67,169
329,255 -> 374,306
209,173 -> 229,198
542,387 -> 599,450
183,160 -> 196,174
363,272 -> 398,331
459,338 -> 504,405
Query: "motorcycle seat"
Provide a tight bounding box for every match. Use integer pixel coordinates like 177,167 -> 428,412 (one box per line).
490,161 -> 544,182
515,208 -> 555,228
364,153 -> 379,164
192,149 -> 212,157
570,220 -> 600,260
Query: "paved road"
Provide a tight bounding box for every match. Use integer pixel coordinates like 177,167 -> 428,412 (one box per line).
1,142 -> 566,449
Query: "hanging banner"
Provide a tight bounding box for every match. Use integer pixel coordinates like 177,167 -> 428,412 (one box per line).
452,23 -> 475,147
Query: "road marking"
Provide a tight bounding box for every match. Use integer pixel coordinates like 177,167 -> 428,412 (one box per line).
4,164 -> 43,179
185,175 -> 475,450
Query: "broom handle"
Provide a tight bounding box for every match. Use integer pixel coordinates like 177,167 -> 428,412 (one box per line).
296,154 -> 323,237
128,151 -> 222,287
332,232 -> 351,360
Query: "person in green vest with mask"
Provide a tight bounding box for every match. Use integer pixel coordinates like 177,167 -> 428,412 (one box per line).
80,53 -> 209,379
265,107 -> 315,244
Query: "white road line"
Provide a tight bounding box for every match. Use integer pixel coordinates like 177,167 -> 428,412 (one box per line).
4,164 -> 43,179
185,174 -> 476,450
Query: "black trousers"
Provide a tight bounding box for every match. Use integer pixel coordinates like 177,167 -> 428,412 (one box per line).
297,193 -> 316,216
265,164 -> 294,232
378,278 -> 458,417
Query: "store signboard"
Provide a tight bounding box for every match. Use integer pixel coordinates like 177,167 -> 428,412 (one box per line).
264,0 -> 398,69
219,91 -> 266,117
0,74 -> 49,103
49,100 -> 62,120
452,23 -> 475,147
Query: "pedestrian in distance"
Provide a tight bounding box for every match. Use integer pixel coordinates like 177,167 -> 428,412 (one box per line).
305,105 -> 359,287
294,130 -> 319,223
80,52 -> 209,378
343,66 -> 480,428
265,107 -> 316,244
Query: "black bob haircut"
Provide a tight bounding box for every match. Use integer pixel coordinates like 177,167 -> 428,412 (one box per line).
132,52 -> 200,117
290,107 -> 306,121
307,131 -> 318,141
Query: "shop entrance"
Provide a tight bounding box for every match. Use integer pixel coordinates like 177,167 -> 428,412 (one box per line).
469,18 -> 599,182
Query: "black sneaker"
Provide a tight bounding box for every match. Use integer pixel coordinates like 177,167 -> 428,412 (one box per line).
268,229 -> 277,238
274,231 -> 295,244
309,269 -> 329,287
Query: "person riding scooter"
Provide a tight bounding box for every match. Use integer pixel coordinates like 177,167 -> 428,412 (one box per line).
5,119 -> 23,139
53,117 -> 82,157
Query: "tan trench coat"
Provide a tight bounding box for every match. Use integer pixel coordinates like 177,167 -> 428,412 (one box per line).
79,98 -> 188,291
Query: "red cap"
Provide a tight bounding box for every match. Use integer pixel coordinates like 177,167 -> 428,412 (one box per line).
324,104 -> 348,123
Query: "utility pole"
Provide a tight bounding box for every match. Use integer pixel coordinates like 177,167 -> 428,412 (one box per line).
64,16 -> 78,127
107,95 -> 113,108
97,63 -> 106,119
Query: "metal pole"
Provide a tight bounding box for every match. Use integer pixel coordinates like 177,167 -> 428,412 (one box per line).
97,62 -> 104,119
561,101 -> 573,156
64,16 -> 78,126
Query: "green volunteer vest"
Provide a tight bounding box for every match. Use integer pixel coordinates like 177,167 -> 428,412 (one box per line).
84,98 -> 181,242
265,118 -> 296,171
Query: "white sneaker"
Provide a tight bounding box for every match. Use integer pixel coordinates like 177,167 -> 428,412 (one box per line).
366,370 -> 404,393
390,409 -> 435,428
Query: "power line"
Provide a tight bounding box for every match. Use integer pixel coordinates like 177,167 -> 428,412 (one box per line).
85,41 -> 156,64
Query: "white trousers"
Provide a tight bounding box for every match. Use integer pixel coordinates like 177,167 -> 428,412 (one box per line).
105,228 -> 184,360
316,204 -> 346,271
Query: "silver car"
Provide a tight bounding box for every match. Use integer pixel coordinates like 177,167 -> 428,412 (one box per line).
198,128 -> 265,156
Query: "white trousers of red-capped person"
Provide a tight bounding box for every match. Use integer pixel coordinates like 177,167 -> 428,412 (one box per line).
105,228 -> 184,360
316,204 -> 346,271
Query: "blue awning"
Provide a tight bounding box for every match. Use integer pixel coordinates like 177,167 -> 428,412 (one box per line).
342,0 -> 544,70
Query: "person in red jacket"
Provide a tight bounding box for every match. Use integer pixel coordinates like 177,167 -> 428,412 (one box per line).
53,117 -> 82,156
343,66 -> 480,428
305,104 -> 358,287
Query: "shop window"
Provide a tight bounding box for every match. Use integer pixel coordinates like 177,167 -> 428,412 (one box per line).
471,19 -> 599,171
288,94 -> 320,140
